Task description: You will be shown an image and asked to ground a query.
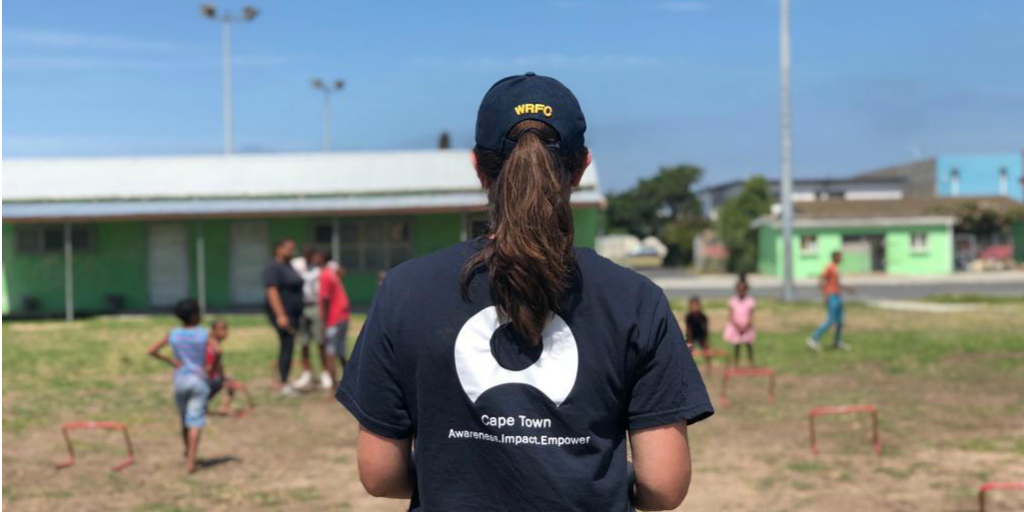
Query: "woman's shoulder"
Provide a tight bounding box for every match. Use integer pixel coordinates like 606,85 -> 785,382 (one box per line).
573,247 -> 665,300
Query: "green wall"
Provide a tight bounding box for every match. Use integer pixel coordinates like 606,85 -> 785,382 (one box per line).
756,226 -> 778,276
199,220 -> 232,309
572,207 -> 601,249
2,206 -> 604,316
77,223 -> 149,310
413,213 -> 462,256
1,260 -> 9,315
2,222 -> 149,316
3,224 -> 65,315
757,224 -> 953,278
884,227 -> 953,275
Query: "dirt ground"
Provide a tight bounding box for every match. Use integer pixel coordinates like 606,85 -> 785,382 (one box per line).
3,301 -> 1023,511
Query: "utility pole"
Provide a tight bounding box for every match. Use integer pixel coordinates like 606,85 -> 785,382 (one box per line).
201,4 -> 259,155
312,78 -> 345,152
779,0 -> 795,302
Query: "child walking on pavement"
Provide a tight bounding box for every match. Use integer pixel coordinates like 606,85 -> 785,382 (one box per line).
807,251 -> 853,352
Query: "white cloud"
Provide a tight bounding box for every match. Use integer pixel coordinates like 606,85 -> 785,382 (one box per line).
2,56 -> 170,70
5,28 -> 179,52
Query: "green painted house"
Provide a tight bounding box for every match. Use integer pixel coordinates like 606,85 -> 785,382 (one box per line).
2,151 -> 604,318
753,197 -> 1019,278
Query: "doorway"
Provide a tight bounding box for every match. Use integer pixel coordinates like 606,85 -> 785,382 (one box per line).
147,223 -> 191,307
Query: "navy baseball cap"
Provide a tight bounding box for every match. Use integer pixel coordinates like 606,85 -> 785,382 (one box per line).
475,72 -> 587,157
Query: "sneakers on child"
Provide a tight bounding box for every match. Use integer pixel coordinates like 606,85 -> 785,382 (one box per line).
805,337 -> 822,352
320,371 -> 333,390
279,384 -> 299,397
834,341 -> 852,352
293,370 -> 313,390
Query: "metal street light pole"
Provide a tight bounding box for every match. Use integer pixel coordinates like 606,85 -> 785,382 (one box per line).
312,78 -> 345,152
201,4 -> 259,156
779,0 -> 795,302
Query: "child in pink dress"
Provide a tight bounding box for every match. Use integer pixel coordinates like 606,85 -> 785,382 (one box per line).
723,276 -> 756,366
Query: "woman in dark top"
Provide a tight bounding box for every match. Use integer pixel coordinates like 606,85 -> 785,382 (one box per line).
338,73 -> 712,511
263,238 -> 305,396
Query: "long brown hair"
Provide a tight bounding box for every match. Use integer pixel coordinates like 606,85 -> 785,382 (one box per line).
460,120 -> 587,345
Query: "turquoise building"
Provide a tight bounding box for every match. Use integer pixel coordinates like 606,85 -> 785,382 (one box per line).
936,153 -> 1023,201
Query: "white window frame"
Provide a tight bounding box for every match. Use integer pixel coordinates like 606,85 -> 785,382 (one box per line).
800,234 -> 818,255
910,232 -> 928,253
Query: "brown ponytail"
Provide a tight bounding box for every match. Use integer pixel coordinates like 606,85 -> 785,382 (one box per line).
461,120 -> 587,345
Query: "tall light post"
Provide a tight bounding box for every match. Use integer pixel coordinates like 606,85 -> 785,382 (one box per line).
312,78 -> 344,152
201,4 -> 259,155
779,0 -> 795,302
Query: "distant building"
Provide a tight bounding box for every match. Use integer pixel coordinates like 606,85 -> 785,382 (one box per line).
2,151 -> 604,317
936,153 -> 1023,200
691,229 -> 728,273
854,153 -> 1024,201
851,158 -> 937,197
753,197 -> 1020,278
697,177 -> 905,219
595,234 -> 667,268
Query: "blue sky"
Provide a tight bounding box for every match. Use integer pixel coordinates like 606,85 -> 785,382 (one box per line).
3,0 -> 1023,192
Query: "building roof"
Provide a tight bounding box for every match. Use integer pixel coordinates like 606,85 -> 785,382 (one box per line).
753,196 -> 1021,229
792,196 -> 1019,219
697,176 -> 904,195
853,158 -> 936,197
2,150 -> 604,221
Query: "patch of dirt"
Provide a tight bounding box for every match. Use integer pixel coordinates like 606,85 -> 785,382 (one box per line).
4,310 -> 1022,511
682,353 -> 1024,512
3,382 -> 406,512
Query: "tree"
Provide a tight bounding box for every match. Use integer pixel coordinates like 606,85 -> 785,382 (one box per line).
716,176 -> 771,273
944,201 -> 1022,235
606,165 -> 706,265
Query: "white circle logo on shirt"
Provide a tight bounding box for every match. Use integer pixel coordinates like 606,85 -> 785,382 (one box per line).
454,306 -> 578,407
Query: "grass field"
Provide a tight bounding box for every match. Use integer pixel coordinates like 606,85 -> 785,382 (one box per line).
3,299 -> 1024,511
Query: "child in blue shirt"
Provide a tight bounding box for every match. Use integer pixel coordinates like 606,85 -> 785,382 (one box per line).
147,299 -> 220,473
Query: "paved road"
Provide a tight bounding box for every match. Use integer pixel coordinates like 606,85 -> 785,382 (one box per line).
641,269 -> 1024,301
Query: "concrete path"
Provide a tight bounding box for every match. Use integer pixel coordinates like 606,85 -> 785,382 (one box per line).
861,300 -> 982,313
642,269 -> 1024,301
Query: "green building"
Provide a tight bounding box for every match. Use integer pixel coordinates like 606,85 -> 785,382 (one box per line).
2,151 -> 605,318
753,197 -> 1018,278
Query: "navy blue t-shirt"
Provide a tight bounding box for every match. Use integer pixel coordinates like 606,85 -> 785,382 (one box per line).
338,240 -> 713,511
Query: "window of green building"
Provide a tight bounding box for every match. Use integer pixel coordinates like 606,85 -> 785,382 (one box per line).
911,232 -> 928,252
313,219 -> 413,271
16,224 -> 96,254
800,234 -> 818,255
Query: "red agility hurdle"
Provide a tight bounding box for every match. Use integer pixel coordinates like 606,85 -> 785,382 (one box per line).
979,482 -> 1024,512
719,367 -> 775,407
808,405 -> 880,455
55,421 -> 135,472
696,348 -> 729,372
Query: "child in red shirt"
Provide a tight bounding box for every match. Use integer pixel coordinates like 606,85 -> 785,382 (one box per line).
206,320 -> 254,415
320,260 -> 351,389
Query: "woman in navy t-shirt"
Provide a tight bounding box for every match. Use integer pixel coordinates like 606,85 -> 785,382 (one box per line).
338,73 -> 713,511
